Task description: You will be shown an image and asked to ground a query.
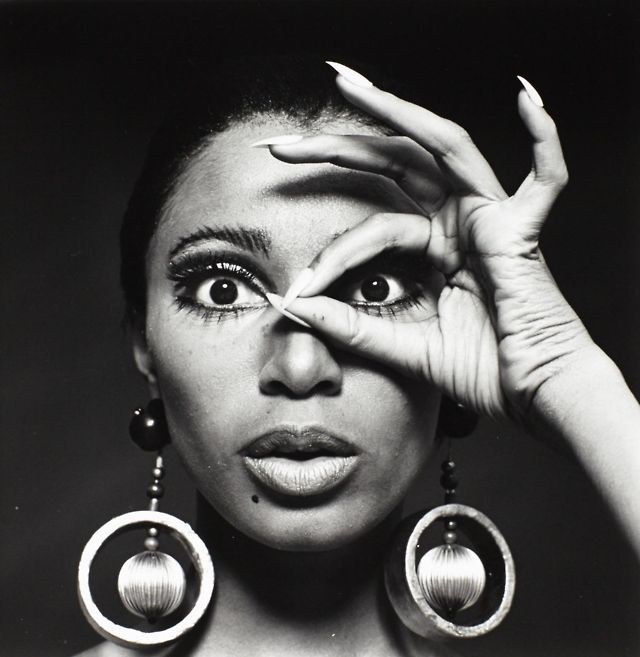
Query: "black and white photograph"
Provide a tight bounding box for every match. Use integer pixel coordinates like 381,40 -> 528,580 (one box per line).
2,1 -> 639,656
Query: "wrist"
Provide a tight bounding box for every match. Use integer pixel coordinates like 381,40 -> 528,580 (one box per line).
524,343 -> 640,556
525,343 -> 629,439
487,254 -> 595,419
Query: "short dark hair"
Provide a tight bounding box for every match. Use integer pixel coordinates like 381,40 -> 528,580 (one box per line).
120,56 -> 392,324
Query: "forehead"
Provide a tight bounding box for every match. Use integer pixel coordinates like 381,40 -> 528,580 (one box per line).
154,118 -> 414,260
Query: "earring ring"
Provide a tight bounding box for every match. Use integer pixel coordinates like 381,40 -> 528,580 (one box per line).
385,503 -> 515,639
78,510 -> 214,648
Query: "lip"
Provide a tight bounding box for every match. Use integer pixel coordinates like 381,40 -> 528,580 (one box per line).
242,427 -> 359,497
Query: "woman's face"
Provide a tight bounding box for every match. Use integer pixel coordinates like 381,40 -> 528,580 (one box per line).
139,117 -> 440,551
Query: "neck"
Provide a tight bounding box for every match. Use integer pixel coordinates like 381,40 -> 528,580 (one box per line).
180,494 -> 414,657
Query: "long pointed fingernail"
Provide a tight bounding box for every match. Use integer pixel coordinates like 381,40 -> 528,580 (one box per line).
251,135 -> 304,148
281,268 -> 315,309
325,61 -> 373,88
265,293 -> 312,328
517,75 -> 544,108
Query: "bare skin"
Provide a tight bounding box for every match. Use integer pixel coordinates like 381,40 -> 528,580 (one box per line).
270,71 -> 640,556
75,67 -> 640,656
78,115 -> 451,656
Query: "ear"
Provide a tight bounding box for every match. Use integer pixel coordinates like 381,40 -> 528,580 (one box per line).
132,326 -> 160,398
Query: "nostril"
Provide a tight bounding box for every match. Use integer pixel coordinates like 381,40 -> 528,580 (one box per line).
314,379 -> 341,397
260,380 -> 293,397
260,378 -> 340,399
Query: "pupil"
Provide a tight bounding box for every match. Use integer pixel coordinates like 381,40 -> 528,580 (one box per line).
209,279 -> 238,305
361,276 -> 389,302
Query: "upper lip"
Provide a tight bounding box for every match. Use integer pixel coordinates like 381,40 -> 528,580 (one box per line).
242,426 -> 358,458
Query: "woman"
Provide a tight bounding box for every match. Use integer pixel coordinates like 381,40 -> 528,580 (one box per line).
76,58 -> 640,656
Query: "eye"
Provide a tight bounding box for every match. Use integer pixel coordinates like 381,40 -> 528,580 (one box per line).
168,254 -> 269,320
193,275 -> 264,307
344,273 -> 407,304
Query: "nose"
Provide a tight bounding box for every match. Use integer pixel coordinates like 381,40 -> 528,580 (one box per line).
259,327 -> 343,398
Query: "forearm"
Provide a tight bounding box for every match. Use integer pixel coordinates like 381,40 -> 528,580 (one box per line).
529,344 -> 640,557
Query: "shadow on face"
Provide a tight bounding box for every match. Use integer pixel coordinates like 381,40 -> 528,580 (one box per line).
135,116 -> 441,551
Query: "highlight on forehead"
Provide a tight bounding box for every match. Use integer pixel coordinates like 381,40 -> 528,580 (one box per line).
159,115 -> 404,233
176,108 -> 391,180
157,112 -> 403,266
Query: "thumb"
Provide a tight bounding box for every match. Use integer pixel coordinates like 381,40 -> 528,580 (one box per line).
513,86 -> 569,228
284,294 -> 430,379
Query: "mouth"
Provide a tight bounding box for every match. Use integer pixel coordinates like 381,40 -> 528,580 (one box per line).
242,427 -> 359,497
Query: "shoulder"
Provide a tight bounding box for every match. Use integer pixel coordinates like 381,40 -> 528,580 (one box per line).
395,626 -> 465,657
73,642 -> 174,657
73,643 -> 122,657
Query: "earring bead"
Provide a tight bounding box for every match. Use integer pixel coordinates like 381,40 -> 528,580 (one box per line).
443,530 -> 458,544
144,536 -> 159,551
147,483 -> 164,499
439,397 -> 478,438
129,400 -> 170,451
440,472 -> 458,489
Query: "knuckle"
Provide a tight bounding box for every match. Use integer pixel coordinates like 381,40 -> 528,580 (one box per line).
368,213 -> 400,248
545,116 -> 560,137
555,165 -> 569,187
380,154 -> 410,183
543,163 -> 569,190
368,212 -> 394,231
379,154 -> 402,178
440,123 -> 473,157
330,145 -> 351,168
312,246 -> 334,271
344,307 -> 366,348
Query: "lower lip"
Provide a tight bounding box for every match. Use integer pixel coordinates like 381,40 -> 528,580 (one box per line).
243,455 -> 358,497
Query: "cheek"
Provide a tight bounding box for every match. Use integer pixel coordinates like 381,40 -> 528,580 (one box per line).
146,311 -> 264,464
346,366 -> 439,497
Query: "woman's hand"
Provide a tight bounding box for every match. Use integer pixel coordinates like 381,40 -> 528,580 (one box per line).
261,65 -> 594,424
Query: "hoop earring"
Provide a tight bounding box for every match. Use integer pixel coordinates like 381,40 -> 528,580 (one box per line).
385,402 -> 515,639
77,400 -> 214,648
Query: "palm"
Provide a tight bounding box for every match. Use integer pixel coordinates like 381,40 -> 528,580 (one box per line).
415,186 -> 587,419
408,195 -> 512,417
425,274 -> 502,417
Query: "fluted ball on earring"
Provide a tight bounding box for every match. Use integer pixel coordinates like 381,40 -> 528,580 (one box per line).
118,550 -> 187,622
417,543 -> 486,614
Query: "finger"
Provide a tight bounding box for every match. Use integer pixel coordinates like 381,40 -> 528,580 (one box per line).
513,88 -> 569,223
268,134 -> 448,213
332,73 -> 506,200
285,294 -> 433,379
288,212 -> 458,301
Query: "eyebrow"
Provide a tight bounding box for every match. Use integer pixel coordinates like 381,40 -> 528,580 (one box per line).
169,226 -> 272,259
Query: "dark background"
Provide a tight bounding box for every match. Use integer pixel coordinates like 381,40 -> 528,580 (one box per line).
1,1 -> 639,655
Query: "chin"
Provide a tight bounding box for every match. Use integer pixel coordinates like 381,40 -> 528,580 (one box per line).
218,494 -> 399,553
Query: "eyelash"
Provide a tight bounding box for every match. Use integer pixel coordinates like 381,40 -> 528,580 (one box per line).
338,272 -> 425,318
168,251 -> 269,323
167,250 -> 427,323
351,295 -> 424,318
